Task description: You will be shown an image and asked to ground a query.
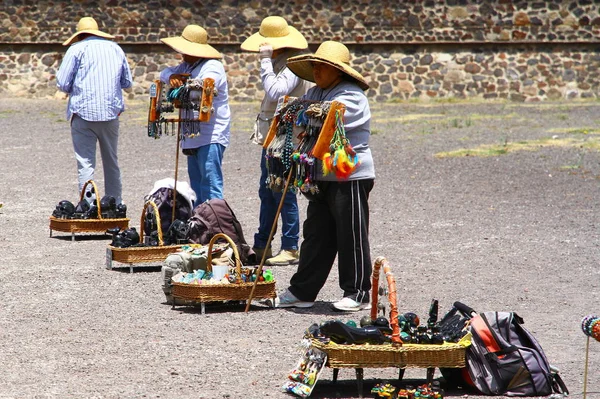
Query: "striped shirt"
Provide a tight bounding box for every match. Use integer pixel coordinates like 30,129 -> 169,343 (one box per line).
56,36 -> 133,121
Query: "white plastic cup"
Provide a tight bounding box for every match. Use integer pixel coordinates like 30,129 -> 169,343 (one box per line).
211,265 -> 229,281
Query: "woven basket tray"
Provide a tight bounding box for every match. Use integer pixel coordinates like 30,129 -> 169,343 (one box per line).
310,256 -> 469,370
171,233 -> 276,304
310,339 -> 468,369
107,200 -> 182,268
49,180 -> 129,239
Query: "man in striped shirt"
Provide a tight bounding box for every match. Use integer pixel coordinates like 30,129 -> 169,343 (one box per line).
56,17 -> 133,204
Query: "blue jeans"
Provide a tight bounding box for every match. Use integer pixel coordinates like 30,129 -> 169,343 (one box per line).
186,143 -> 225,207
254,149 -> 299,250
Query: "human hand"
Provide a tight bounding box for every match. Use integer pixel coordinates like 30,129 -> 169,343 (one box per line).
259,43 -> 273,59
169,74 -> 186,88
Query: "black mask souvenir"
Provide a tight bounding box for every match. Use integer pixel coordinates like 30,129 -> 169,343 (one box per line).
52,200 -> 75,218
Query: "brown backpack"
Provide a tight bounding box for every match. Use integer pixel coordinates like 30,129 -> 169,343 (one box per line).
187,198 -> 256,264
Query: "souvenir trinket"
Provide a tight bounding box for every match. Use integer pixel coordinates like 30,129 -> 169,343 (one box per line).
282,344 -> 327,398
147,76 -> 218,139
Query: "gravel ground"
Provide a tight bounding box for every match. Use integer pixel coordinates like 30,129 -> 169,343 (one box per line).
0,97 -> 599,399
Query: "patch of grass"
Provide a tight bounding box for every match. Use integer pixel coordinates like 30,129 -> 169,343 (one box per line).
375,114 -> 445,123
435,137 -> 600,158
415,127 -> 434,135
432,97 -> 461,104
547,127 -> 600,135
555,114 -> 568,121
449,117 -> 473,128
0,110 -> 19,118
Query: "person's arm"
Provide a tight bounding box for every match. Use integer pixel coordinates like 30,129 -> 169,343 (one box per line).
260,63 -> 300,102
332,86 -> 370,131
189,60 -> 224,87
120,50 -> 133,89
56,46 -> 79,94
159,64 -> 184,84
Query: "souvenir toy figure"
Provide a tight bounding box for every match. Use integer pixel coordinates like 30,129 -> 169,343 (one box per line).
107,227 -> 140,248
73,198 -> 90,219
416,326 -> 431,344
403,312 -> 420,328
115,203 -> 127,218
428,299 -> 439,327
164,219 -> 189,245
371,382 -> 397,398
83,202 -> 99,219
52,200 -> 76,219
430,326 -> 444,345
99,195 -> 117,218
282,345 -> 327,398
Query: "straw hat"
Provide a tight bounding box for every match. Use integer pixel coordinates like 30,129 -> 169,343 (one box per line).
63,17 -> 115,46
161,25 -> 222,59
240,16 -> 308,51
286,41 -> 369,90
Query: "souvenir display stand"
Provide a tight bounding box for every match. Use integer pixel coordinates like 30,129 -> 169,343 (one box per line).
171,233 -> 276,314
49,180 -> 129,241
147,76 -> 217,231
106,200 -> 183,273
309,257 -> 470,397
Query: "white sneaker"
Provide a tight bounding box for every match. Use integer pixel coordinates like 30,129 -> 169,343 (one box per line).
267,289 -> 314,308
332,297 -> 372,312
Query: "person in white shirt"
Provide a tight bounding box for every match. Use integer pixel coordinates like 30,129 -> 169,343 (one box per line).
241,17 -> 312,266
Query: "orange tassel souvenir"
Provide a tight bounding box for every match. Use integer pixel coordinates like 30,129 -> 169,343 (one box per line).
313,101 -> 345,160
320,109 -> 360,179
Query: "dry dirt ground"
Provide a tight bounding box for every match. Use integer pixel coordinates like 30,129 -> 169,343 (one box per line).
0,97 -> 599,399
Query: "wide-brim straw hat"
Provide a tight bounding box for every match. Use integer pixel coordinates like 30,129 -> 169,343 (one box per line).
161,25 -> 222,59
240,16 -> 308,51
63,17 -> 115,46
286,41 -> 369,90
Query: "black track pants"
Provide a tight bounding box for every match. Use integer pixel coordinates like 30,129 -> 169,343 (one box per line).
289,179 -> 374,303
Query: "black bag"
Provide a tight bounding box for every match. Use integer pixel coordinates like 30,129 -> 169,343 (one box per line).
187,198 -> 256,264
442,302 -> 568,396
145,187 -> 193,239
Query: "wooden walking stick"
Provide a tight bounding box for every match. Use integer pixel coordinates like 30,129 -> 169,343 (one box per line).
583,335 -> 590,399
245,166 -> 295,312
171,108 -> 182,224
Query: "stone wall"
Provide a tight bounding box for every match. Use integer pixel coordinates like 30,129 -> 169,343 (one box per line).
2,0 -> 599,101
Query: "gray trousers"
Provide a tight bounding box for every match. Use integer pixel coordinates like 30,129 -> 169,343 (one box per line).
71,115 -> 122,203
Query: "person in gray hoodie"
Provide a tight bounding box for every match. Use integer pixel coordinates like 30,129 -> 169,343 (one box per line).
273,41 -> 375,312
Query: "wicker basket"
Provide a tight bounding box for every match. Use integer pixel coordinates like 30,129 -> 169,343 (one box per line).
310,339 -> 468,369
310,256 -> 469,374
106,200 -> 182,270
171,233 -> 276,307
49,180 -> 130,241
